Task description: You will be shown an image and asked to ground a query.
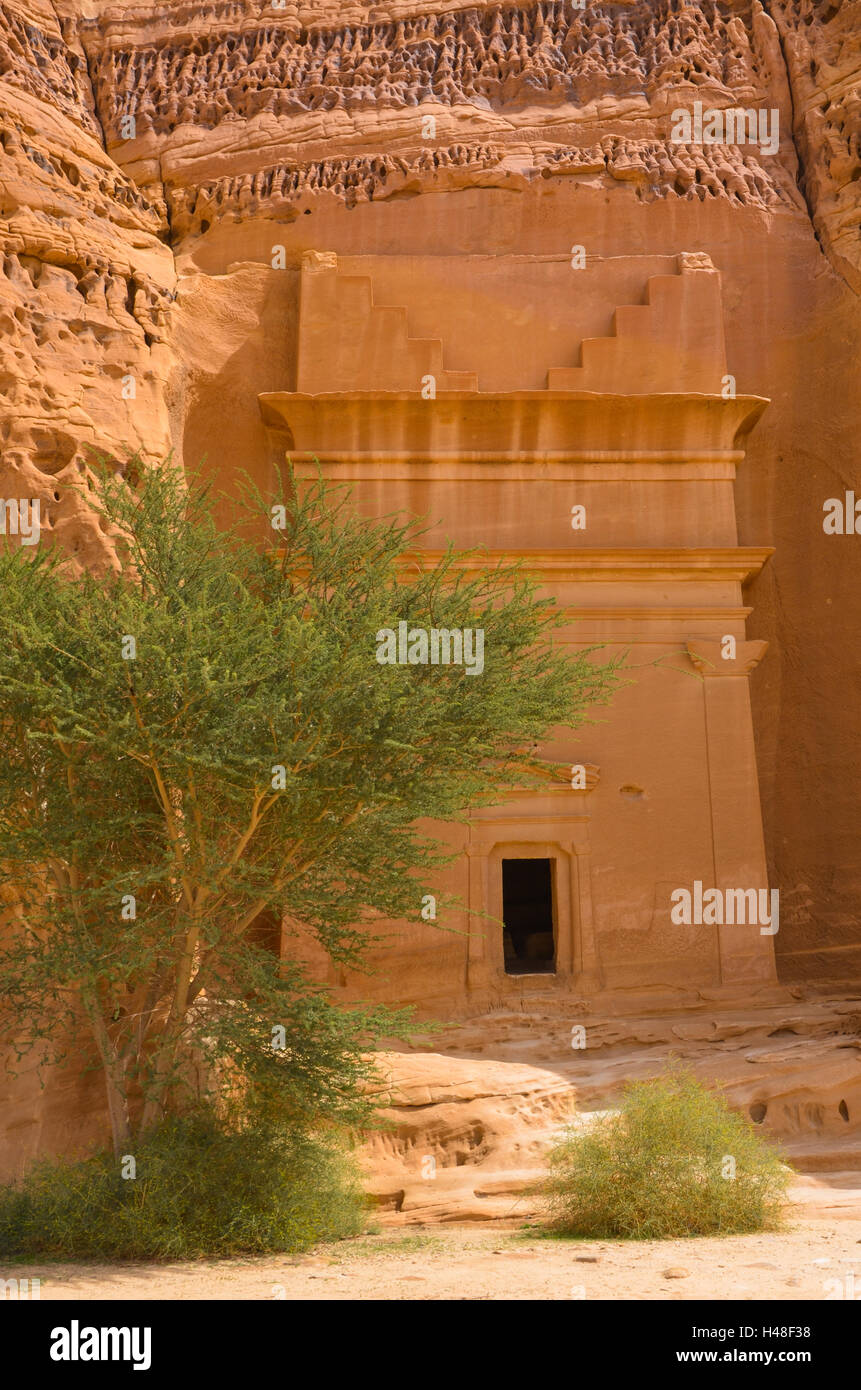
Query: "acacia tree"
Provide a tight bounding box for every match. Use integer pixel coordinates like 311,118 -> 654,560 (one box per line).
0,461 -> 622,1155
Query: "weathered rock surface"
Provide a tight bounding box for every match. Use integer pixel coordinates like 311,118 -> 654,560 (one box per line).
0,2 -> 176,569
1,0 -> 859,980
360,1050 -> 577,1221
362,994 -> 861,1224
1,0 -> 860,1173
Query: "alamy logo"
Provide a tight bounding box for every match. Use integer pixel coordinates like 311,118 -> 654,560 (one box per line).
0,498 -> 40,545
670,101 -> 779,157
671,881 -> 779,936
50,1321 -> 152,1371
376,622 -> 485,676
0,1276 -> 40,1299
823,493 -> 861,533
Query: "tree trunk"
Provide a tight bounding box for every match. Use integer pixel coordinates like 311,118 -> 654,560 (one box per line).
139,1027 -> 182,1136
80,985 -> 133,1158
103,1065 -> 133,1158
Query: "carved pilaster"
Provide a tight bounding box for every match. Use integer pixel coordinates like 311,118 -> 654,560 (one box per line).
685,637 -> 777,986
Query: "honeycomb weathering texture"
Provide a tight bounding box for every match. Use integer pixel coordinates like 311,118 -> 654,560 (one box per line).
60,0 -> 856,280
0,0 -> 860,1126
84,1 -> 780,136
165,138 -> 803,240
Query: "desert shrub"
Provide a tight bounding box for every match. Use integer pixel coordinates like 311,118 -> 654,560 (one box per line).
544,1069 -> 790,1239
0,1108 -> 366,1260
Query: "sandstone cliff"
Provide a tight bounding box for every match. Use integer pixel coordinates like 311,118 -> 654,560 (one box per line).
1,0 -> 859,992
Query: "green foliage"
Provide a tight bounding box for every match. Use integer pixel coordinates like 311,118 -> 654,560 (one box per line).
0,1109 -> 366,1260
0,458 -> 623,1151
544,1068 -> 790,1239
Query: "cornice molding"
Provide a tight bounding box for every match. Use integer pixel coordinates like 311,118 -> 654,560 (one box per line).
406,548 -> 775,584
260,391 -> 770,456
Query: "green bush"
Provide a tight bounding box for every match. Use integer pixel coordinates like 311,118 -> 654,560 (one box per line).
0,1109 -> 367,1260
544,1069 -> 790,1239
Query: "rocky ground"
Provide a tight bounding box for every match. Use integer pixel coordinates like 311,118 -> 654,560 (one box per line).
362,992 -> 861,1223
7,991 -> 861,1301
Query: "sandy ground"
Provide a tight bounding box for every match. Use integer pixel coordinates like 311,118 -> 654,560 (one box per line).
7,1209 -> 861,1302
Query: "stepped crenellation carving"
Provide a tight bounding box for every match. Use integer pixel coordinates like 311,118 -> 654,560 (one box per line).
0,0 -> 859,1172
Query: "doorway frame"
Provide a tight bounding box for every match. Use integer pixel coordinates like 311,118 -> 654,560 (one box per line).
486,840 -> 572,982
464,778 -> 602,994
500,852 -> 559,977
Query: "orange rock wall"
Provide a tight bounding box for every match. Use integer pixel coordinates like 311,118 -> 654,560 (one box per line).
1,1 -> 860,1164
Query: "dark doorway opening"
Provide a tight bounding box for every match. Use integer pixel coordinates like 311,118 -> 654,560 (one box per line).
246,908 -> 282,958
502,858 -> 556,975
